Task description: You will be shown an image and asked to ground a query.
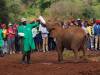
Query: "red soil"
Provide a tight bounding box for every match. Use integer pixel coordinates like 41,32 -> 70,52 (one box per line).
0,51 -> 100,75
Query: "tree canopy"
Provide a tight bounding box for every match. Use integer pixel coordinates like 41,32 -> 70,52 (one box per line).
0,0 -> 100,22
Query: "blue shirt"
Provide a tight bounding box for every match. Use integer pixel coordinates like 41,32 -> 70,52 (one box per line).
93,24 -> 100,36
98,25 -> 100,35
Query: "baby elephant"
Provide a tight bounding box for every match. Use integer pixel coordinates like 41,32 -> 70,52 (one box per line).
47,22 -> 87,62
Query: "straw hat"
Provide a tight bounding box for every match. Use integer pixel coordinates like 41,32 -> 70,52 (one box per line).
21,18 -> 27,22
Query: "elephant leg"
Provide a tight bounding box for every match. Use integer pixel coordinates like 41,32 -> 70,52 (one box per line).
83,49 -> 86,57
73,49 -> 79,60
57,45 -> 64,62
58,50 -> 63,62
82,46 -> 87,59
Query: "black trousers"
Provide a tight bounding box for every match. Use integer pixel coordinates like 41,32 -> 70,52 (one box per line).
15,36 -> 19,52
22,51 -> 31,64
0,48 -> 4,57
18,37 -> 23,52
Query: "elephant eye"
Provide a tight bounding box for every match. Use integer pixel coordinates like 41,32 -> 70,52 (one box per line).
49,28 -> 55,32
51,28 -> 55,31
52,28 -> 55,30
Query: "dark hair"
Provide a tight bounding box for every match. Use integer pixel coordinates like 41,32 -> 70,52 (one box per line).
41,22 -> 46,27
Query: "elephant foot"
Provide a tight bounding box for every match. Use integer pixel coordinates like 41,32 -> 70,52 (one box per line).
80,56 -> 88,60
58,60 -> 66,64
58,59 -> 62,62
75,56 -> 80,60
58,58 -> 63,62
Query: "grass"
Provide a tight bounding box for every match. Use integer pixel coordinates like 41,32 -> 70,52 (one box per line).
63,50 -> 84,59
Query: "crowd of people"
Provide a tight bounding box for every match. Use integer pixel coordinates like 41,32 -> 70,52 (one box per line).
0,17 -> 57,64
62,18 -> 100,51
0,17 -> 100,64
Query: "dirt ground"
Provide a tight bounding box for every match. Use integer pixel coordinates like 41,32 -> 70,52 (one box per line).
0,50 -> 100,75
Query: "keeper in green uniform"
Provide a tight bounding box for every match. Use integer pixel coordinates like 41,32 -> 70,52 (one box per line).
20,18 -> 39,64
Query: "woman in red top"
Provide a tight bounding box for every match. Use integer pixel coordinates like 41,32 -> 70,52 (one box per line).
7,23 -> 15,54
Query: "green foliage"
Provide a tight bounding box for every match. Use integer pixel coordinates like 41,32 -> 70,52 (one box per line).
92,4 -> 100,19
82,6 -> 95,18
39,0 -> 51,15
97,0 -> 100,2
46,0 -> 85,20
0,0 -> 100,23
46,0 -> 100,19
5,0 -> 22,22
0,0 -> 9,23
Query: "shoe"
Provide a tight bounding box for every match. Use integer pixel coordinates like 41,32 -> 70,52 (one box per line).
0,54 -> 4,57
87,48 -> 90,51
21,61 -> 26,64
10,52 -> 12,55
27,61 -> 32,64
12,51 -> 15,54
43,50 -> 46,52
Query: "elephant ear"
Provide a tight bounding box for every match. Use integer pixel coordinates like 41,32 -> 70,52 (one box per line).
46,20 -> 62,31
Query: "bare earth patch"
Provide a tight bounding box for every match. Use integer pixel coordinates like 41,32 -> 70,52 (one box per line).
0,50 -> 100,75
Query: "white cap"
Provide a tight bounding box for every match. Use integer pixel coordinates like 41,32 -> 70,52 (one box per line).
39,16 -> 46,24
77,18 -> 81,20
8,23 -> 12,26
21,18 -> 26,22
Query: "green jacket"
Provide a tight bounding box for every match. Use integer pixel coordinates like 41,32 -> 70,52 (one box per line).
18,25 -> 24,33
0,29 -> 4,47
21,22 -> 39,53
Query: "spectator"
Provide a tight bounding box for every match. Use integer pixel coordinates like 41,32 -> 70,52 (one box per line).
2,24 -> 8,54
86,21 -> 94,50
98,24 -> 100,50
0,27 -> 4,57
39,23 -> 49,52
7,23 -> 15,54
13,23 -> 19,53
32,20 -> 42,52
93,22 -> 100,50
77,18 -> 82,27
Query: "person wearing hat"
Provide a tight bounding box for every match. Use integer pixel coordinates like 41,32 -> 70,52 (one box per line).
20,18 -> 39,64
93,22 -> 100,50
77,18 -> 82,27
7,23 -> 16,54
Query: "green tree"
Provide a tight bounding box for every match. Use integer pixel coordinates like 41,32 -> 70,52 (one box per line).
5,0 -> 22,22
39,0 -> 51,15
82,7 -> 94,18
97,0 -> 100,2
0,0 -> 9,23
47,0 -> 84,20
